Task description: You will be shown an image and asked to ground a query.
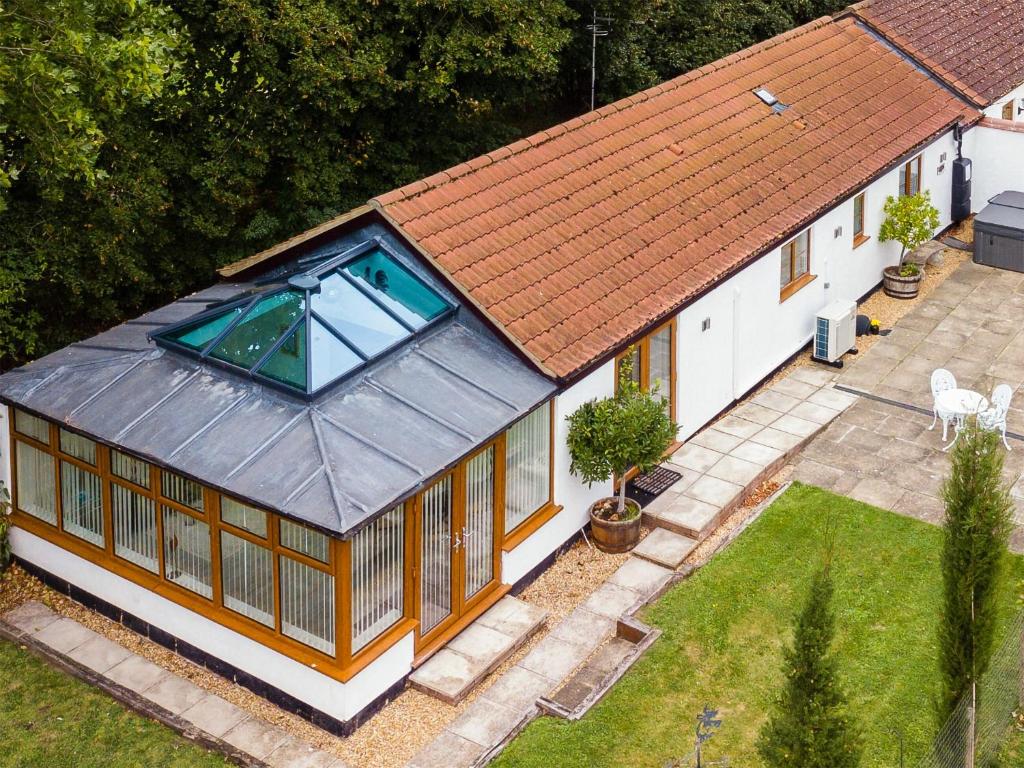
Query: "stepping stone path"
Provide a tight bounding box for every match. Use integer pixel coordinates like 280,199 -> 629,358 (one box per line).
0,601 -> 347,768
410,596 -> 547,704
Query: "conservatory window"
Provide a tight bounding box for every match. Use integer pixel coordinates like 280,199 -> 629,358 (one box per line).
14,408 -> 50,444
351,505 -> 405,652
505,403 -> 552,533
279,519 -> 330,563
281,556 -> 335,654
162,471 -> 204,512
61,461 -> 103,546
163,507 -> 213,598
112,484 -> 158,573
15,442 -> 56,524
59,429 -> 97,464
221,497 -> 268,538
220,530 -> 274,627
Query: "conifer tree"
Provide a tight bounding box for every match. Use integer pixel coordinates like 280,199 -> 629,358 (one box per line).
758,548 -> 861,768
937,422 -> 1013,720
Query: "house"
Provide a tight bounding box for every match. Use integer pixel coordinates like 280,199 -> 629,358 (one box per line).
1,3 -> 1023,734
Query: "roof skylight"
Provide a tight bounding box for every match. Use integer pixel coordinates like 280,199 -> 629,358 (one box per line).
753,87 -> 778,106
153,242 -> 454,397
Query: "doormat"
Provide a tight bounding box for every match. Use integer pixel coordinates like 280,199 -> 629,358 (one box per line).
626,466 -> 682,508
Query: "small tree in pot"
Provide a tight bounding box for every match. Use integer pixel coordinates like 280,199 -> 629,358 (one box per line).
879,191 -> 940,299
566,354 -> 678,553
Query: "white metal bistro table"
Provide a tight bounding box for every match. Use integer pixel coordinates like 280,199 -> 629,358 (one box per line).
935,388 -> 989,451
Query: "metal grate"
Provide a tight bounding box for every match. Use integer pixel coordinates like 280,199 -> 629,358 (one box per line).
627,466 -> 682,507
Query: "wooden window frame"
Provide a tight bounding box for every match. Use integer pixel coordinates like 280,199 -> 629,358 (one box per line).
779,229 -> 814,302
614,319 -> 677,423
900,155 -> 922,197
852,192 -> 869,248
1002,100 -> 1014,121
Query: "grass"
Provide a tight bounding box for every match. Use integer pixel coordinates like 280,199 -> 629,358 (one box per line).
494,483 -> 1024,768
0,638 -> 231,768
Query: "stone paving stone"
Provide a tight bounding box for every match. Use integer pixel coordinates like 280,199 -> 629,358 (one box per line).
406,730 -> 486,768
222,718 -> 291,761
706,454 -> 762,486
791,459 -> 847,491
878,438 -> 933,464
770,413 -> 822,438
749,426 -> 805,452
807,387 -> 858,411
669,443 -> 723,473
606,558 -> 672,598
789,366 -> 837,387
66,634 -> 133,675
769,377 -> 818,399
580,582 -> 642,621
266,736 -> 347,768
848,477 -> 906,511
476,596 -> 547,640
632,528 -> 697,569
105,653 -> 170,694
892,491 -> 946,526
550,608 -> 615,648
180,694 -> 249,738
448,697 -> 526,747
409,648 -> 478,702
730,401 -> 784,427
685,475 -> 743,508
689,427 -> 743,453
4,601 -> 60,635
788,401 -> 841,426
141,671 -> 205,714
519,635 -> 591,681
730,440 -> 784,467
446,623 -> 515,666
480,665 -> 553,712
713,414 -> 762,440
652,495 -> 719,537
751,389 -> 802,413
34,617 -> 99,655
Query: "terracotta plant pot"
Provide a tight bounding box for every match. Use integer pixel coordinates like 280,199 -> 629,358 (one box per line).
589,497 -> 642,553
882,265 -> 922,299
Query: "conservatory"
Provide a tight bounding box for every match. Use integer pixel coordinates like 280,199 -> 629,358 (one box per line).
0,223 -> 558,730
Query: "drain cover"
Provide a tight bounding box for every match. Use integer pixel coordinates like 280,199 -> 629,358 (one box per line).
627,466 -> 682,507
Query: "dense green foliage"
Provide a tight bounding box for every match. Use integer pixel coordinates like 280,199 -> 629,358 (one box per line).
937,423 -> 1013,719
878,191 -> 942,260
0,483 -> 10,572
0,639 -> 230,767
492,484 -> 1024,768
566,354 -> 677,515
1,0 -> 847,369
757,553 -> 861,768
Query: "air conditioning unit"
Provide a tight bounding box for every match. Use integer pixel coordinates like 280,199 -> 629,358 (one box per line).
813,300 -> 857,366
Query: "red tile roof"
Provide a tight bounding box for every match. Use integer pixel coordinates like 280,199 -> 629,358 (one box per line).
848,0 -> 1024,105
374,17 -> 971,378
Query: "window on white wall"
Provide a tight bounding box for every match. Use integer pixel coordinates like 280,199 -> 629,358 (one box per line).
853,193 -> 867,247
899,155 -> 922,196
779,229 -> 811,299
504,402 -> 552,533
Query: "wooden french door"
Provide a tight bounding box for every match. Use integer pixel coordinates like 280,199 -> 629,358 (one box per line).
415,443 -> 502,652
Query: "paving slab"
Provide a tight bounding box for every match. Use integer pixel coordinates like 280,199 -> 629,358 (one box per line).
685,475 -> 743,508
748,426 -> 805,451
730,440 -> 785,467
789,366 -> 838,387
606,558 -> 672,598
105,653 -> 170,694
34,617 -> 99,655
446,623 -> 516,665
632,528 -> 697,569
580,582 -> 642,621
770,377 -> 819,399
141,671 -> 206,714
406,730 -> 487,768
222,718 -> 291,761
550,608 -> 616,648
706,454 -> 762,486
647,495 -> 719,538
788,400 -> 842,425
476,595 -> 547,639
180,694 -> 249,738
408,648 -> 478,703
730,401 -> 785,426
519,634 -> 592,681
448,697 -> 526,747
266,736 -> 347,768
4,601 -> 60,635
480,665 -> 553,711
770,413 -> 822,438
713,414 -> 763,440
669,443 -> 723,473
66,634 -> 133,674
689,427 -> 744,453
751,389 -> 802,413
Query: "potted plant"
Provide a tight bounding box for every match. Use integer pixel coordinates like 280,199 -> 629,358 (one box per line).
878,191 -> 940,299
566,355 -> 678,553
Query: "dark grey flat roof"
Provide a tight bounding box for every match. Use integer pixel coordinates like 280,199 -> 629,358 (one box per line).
0,278 -> 555,538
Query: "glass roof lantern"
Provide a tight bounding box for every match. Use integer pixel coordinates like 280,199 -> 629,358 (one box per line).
153,242 -> 454,397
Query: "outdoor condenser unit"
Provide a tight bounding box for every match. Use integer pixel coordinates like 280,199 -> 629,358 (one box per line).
813,300 -> 857,366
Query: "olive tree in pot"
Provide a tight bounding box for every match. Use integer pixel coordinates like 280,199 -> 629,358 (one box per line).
566,355 -> 678,553
879,191 -> 940,299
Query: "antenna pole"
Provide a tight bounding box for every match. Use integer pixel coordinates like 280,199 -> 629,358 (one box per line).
585,9 -> 610,112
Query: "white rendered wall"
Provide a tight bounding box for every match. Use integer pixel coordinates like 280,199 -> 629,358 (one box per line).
982,82 -> 1024,121
502,359 -> 615,585
10,527 -> 412,722
964,123 -> 1024,209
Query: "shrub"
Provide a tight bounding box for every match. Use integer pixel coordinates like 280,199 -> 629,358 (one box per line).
0,482 -> 11,573
565,352 -> 677,518
879,191 -> 941,261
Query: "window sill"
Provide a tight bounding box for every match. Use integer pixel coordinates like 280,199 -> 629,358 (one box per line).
779,273 -> 817,303
502,503 -> 563,552
853,234 -> 871,249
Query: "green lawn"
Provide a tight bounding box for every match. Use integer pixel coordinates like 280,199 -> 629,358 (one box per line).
0,639 -> 230,768
494,483 -> 1024,768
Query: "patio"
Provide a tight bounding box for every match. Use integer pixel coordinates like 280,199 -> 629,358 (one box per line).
791,258 -> 1024,550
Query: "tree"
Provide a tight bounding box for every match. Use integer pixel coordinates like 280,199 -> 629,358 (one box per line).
937,421 -> 1013,720
758,548 -> 862,768
0,0 -> 181,211
566,353 -> 678,516
879,191 -> 941,260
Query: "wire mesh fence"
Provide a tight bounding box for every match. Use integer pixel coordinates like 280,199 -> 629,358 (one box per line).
913,610 -> 1024,768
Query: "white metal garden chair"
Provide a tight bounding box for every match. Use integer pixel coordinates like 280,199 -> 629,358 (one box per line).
929,368 -> 957,441
978,383 -> 1013,450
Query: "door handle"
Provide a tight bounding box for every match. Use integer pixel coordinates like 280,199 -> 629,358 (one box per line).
452,531 -> 461,551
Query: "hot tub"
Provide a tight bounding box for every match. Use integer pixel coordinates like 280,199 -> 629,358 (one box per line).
974,191 -> 1024,272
